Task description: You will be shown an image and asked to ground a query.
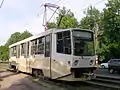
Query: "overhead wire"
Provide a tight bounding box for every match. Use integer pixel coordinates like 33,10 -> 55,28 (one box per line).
47,8 -> 59,22
41,0 -> 62,25
55,0 -> 62,4
94,0 -> 105,6
39,0 -> 105,26
80,0 -> 105,13
38,0 -> 105,30
22,1 -> 46,31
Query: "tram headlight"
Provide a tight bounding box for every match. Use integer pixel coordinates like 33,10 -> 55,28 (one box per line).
74,60 -> 79,66
89,60 -> 94,65
68,61 -> 71,65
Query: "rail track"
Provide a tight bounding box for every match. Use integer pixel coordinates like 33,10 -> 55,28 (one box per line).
84,74 -> 120,89
3,66 -> 120,90
31,73 -> 120,90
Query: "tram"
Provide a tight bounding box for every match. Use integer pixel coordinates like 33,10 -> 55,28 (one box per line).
9,28 -> 97,81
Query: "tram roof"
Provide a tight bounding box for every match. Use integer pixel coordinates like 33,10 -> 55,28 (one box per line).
9,28 -> 92,48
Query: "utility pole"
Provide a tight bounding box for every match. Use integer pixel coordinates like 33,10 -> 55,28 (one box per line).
90,5 -> 93,30
94,23 -> 99,54
89,5 -> 97,54
0,0 -> 4,8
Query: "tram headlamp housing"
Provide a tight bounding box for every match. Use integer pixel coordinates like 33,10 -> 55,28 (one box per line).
74,60 -> 79,66
89,60 -> 94,65
68,61 -> 71,65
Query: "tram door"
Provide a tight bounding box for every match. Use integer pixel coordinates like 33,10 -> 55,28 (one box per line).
19,43 -> 27,72
43,34 -> 52,78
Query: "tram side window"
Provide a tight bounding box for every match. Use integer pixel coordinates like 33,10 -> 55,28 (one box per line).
16,45 -> 20,58
11,46 -> 17,56
38,37 -> 45,54
57,31 -> 71,54
57,32 -> 63,53
21,44 -> 24,56
21,43 -> 26,57
45,35 -> 51,57
31,39 -> 37,55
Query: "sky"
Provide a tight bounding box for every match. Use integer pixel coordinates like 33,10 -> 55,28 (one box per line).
0,0 -> 106,45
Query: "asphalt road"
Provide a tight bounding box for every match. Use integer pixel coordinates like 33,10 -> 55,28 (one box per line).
0,71 -> 104,90
94,68 -> 120,78
0,64 -> 118,90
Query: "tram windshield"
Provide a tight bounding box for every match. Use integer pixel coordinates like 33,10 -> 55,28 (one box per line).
73,30 -> 94,56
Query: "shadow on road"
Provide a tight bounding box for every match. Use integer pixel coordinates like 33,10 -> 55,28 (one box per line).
0,72 -> 19,79
0,71 -> 7,73
1,75 -> 47,90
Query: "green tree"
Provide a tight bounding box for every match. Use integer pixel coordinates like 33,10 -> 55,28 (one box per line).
46,7 -> 78,29
0,46 -> 9,61
47,22 -> 56,29
103,0 -> 120,44
6,30 -> 32,46
6,32 -> 21,46
20,31 -> 33,41
80,6 -> 102,30
100,0 -> 120,59
0,31 -> 33,61
57,7 -> 78,28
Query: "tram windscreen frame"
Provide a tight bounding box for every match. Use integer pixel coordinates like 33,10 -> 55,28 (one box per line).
72,30 -> 95,56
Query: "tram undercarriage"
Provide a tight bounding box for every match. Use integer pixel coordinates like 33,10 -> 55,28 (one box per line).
55,67 -> 96,81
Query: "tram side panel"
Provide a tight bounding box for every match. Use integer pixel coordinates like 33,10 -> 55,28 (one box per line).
9,46 -> 17,69
9,46 -> 22,72
9,56 -> 18,70
28,55 -> 51,78
27,35 -> 51,78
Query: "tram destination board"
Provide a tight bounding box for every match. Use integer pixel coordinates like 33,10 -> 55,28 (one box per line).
73,30 -> 93,40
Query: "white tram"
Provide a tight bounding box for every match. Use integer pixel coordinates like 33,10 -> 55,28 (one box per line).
9,28 -> 97,81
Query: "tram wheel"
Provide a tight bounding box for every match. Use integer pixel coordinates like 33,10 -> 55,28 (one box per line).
32,69 -> 44,79
10,65 -> 19,73
32,69 -> 39,78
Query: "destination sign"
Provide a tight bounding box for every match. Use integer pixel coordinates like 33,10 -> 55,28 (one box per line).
73,31 -> 93,40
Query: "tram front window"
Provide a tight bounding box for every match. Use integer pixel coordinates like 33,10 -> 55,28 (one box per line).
73,30 -> 94,56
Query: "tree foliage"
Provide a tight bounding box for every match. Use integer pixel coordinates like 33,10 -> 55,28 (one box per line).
0,46 -> 9,61
0,31 -> 33,61
101,0 -> 120,59
103,0 -> 120,44
80,6 -> 103,30
47,7 -> 78,29
6,30 -> 32,46
57,7 -> 78,29
47,22 -> 56,29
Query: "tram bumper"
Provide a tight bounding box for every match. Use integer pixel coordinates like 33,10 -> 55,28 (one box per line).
56,67 -> 96,81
